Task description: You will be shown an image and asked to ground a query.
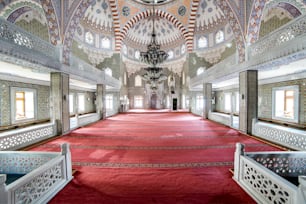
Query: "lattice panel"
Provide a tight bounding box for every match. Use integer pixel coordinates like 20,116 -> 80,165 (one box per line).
250,16 -> 306,57
249,155 -> 306,177
0,18 -> 58,58
14,160 -> 65,204
0,125 -> 54,150
253,122 -> 306,150
0,154 -> 56,174
242,159 -> 294,204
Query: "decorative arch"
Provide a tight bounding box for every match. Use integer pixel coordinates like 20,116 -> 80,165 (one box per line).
1,1 -> 44,21
0,0 -> 60,45
40,0 -> 61,45
117,9 -> 189,52
187,0 -> 200,52
215,0 -> 246,63
62,0 -> 93,64
108,0 -> 121,51
247,0 -> 304,44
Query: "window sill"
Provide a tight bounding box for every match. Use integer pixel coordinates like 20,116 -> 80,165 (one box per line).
0,119 -> 51,132
258,117 -> 306,130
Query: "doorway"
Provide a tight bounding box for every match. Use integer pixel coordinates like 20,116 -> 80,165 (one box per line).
172,98 -> 177,111
150,94 -> 157,109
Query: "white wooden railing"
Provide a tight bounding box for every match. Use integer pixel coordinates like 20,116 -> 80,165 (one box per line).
0,122 -> 57,151
233,143 -> 306,204
0,143 -> 72,204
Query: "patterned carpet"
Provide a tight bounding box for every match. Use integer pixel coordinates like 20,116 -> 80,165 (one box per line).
30,112 -> 281,204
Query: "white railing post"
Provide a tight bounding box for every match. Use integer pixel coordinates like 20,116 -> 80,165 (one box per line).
0,174 -> 8,204
61,143 -> 73,181
234,143 -> 245,181
297,176 -> 306,204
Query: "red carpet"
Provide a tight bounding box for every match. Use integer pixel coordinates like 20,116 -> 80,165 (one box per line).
29,112 -> 281,204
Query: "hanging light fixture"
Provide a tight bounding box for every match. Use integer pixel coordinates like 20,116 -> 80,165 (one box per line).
140,0 -> 168,91
141,67 -> 167,82
140,0 -> 168,66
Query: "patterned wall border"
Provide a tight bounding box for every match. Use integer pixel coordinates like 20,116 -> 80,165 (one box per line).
215,0 -> 246,63
117,9 -> 189,52
247,0 -> 267,44
40,0 -> 61,45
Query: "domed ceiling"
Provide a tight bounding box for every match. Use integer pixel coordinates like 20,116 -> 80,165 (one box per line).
125,16 -> 183,48
132,0 -> 176,5
75,0 -> 235,74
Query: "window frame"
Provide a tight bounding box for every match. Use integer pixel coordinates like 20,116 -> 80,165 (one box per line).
69,94 -> 74,114
272,85 -> 299,123
224,92 -> 232,113
215,30 -> 225,44
105,94 -> 113,110
196,94 -> 203,110
135,75 -> 142,87
197,67 -> 204,76
105,67 -> 112,77
11,87 -> 37,124
101,37 -> 111,49
85,31 -> 94,45
198,36 -> 208,48
235,92 -> 239,113
134,95 -> 144,108
77,93 -> 86,113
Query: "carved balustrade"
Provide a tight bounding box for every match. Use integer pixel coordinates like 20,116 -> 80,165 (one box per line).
0,122 -> 57,151
249,14 -> 306,58
252,119 -> 306,151
233,143 -> 306,204
0,143 -> 72,204
0,18 -> 61,69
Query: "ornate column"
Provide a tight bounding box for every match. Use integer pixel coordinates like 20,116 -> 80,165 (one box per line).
239,70 -> 258,134
50,72 -> 70,135
96,84 -> 106,119
203,83 -> 212,119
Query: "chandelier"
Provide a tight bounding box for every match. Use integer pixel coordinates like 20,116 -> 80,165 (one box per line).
140,1 -> 168,66
142,67 -> 167,82
141,67 -> 167,91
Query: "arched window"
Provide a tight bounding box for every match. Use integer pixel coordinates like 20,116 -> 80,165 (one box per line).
122,44 -> 127,55
85,31 -> 94,45
101,37 -> 111,49
197,67 -> 204,76
181,44 -> 186,54
168,50 -> 174,59
135,50 -> 140,59
105,67 -> 112,77
198,36 -> 208,48
135,75 -> 142,87
215,30 -> 224,44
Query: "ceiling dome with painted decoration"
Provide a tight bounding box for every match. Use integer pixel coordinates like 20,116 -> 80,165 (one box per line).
71,0 -> 235,74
